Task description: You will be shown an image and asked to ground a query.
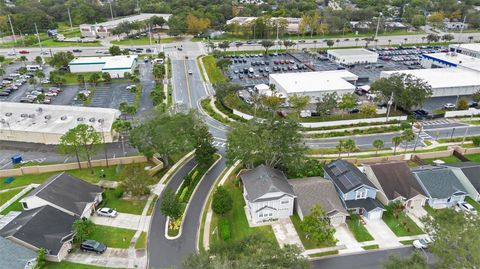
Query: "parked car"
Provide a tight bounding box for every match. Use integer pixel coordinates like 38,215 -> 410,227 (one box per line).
444,103 -> 455,110
7,51 -> 16,56
413,237 -> 432,249
80,240 -> 107,254
456,201 -> 477,214
97,208 -> 118,218
72,49 -> 82,53
19,50 -> 29,54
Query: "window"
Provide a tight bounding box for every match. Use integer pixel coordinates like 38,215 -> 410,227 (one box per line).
269,213 -> 273,217
259,213 -> 264,218
281,200 -> 289,205
22,202 -> 28,209
356,189 -> 367,199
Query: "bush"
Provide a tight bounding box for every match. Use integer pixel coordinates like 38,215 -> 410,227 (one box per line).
473,136 -> 480,147
191,170 -> 199,181
219,219 -> 231,241
112,187 -> 124,198
212,186 -> 233,215
179,187 -> 189,202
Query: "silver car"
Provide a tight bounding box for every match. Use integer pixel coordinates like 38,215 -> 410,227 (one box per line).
97,208 -> 118,218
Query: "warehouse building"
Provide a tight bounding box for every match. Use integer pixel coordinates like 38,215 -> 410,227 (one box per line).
449,43 -> 480,58
327,48 -> 379,65
0,102 -> 120,144
421,52 -> 480,72
80,13 -> 171,37
380,68 -> 480,97
269,70 -> 358,103
68,55 -> 138,78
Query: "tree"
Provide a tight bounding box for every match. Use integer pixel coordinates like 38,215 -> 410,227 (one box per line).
58,127 -> 83,169
360,103 -> 377,117
326,39 -> 334,48
119,164 -> 153,197
260,40 -> 274,55
36,93 -> 45,104
59,124 -> 101,173
160,188 -> 182,220
422,208 -> 480,269
336,140 -> 345,157
383,251 -> 427,269
372,139 -> 384,155
0,55 -> 5,63
472,90 -> 480,104
35,56 -> 43,65
344,139 -> 356,156
218,41 -> 230,52
392,136 -> 402,155
211,186 -> 233,215
0,67 -> 5,77
442,34 -> 454,43
316,92 -> 337,118
109,45 -> 122,56
456,97 -> 469,110
129,111 -> 197,167
49,51 -> 74,68
300,205 -> 336,245
428,12 -> 445,28
289,94 -> 310,118
186,14 -> 210,36
19,56 -> 27,67
102,72 -> 111,83
261,95 -> 283,116
472,136 -> 480,147
194,121 -> 217,168
339,93 -> 356,115
36,248 -> 47,269
401,129 -> 415,152
73,219 -> 94,243
426,33 -> 440,43
88,73 -> 100,85
34,69 -> 45,79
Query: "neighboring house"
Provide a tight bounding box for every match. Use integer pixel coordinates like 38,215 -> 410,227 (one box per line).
324,160 -> 385,220
364,161 -> 427,211
443,162 -> 480,201
289,177 -> 348,226
20,172 -> 103,218
413,166 -> 468,209
0,205 -> 77,262
0,237 -> 36,269
240,165 -> 296,224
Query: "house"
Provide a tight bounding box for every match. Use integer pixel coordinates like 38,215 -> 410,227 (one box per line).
0,237 -> 36,269
324,160 -> 385,220
240,165 -> 296,224
364,161 -> 427,211
20,172 -> 103,218
443,162 -> 480,201
0,205 -> 77,262
289,177 -> 349,226
413,166 -> 468,209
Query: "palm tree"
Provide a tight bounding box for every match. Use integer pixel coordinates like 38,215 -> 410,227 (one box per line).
468,36 -> 474,43
392,136 -> 402,155
388,39 -> 391,46
344,139 -> 356,157
19,56 -> 27,67
335,39 -> 340,47
336,140 -> 345,158
401,129 -> 415,153
372,139 -> 384,156
421,36 -> 426,43
0,67 -> 5,77
404,38 -> 408,45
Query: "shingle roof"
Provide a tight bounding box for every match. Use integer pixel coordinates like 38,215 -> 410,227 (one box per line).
26,172 -> 103,216
368,161 -> 426,200
0,205 -> 77,256
413,166 -> 468,199
240,165 -> 295,202
324,159 -> 377,193
345,198 -> 385,212
289,177 -> 348,217
444,162 -> 480,192
0,237 -> 36,269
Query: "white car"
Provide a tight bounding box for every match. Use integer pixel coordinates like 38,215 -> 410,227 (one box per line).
456,201 -> 477,214
97,208 -> 118,218
153,58 -> 164,64
126,85 -> 137,91
413,237 -> 432,249
444,103 -> 456,110
45,92 -> 58,97
188,70 -> 193,75
7,51 -> 16,56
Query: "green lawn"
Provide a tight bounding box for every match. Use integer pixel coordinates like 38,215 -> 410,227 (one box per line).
101,189 -> 148,215
465,197 -> 480,212
0,188 -> 23,208
46,261 -> 120,269
210,175 -> 275,244
382,210 -> 424,237
135,232 -> 147,249
362,244 -> 379,250
346,214 -> 374,242
465,154 -> 480,162
290,214 -> 336,249
422,155 -> 461,165
202,55 -> 226,83
146,195 -> 158,216
0,189 -> 32,215
111,36 -> 180,46
39,39 -> 100,47
400,239 -> 415,245
50,72 -> 131,85
0,172 -> 57,191
308,250 -> 339,258
89,225 -> 136,249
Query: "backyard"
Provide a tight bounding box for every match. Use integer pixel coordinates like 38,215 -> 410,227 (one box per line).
0,189 -> 32,215
346,214 -> 374,242
89,225 -> 136,249
421,155 -> 461,165
0,188 -> 23,208
101,189 -> 149,215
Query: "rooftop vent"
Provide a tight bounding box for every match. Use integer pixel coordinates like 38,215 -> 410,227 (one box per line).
5,112 -> 12,117
77,117 -> 84,122
36,107 -> 43,113
98,118 -> 104,123
20,113 -> 27,118
44,115 -> 51,120
89,117 -> 95,122
61,116 -> 67,120
28,114 -> 35,118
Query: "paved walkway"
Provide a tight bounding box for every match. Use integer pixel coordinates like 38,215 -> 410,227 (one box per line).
91,213 -> 151,232
363,219 -> 402,248
271,218 -> 303,248
334,224 -> 363,254
407,208 -> 428,230
66,248 -> 145,268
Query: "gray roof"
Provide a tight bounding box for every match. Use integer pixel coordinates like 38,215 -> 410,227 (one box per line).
0,205 -> 77,256
413,166 -> 468,199
345,198 -> 385,212
240,165 -> 295,202
324,159 -> 377,193
368,161 -> 426,200
26,172 -> 103,216
0,237 -> 36,269
443,162 -> 480,192
289,177 -> 348,217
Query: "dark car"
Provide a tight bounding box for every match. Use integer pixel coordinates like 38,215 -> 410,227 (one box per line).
348,108 -> 360,114
80,240 -> 107,254
72,49 -> 82,53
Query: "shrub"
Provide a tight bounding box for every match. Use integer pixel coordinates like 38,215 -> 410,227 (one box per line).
212,186 -> 233,215
191,170 -> 199,181
179,187 -> 189,202
112,187 -> 124,198
472,136 -> 480,147
219,219 -> 231,241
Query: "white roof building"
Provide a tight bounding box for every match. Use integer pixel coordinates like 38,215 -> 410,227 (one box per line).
449,43 -> 480,59
68,55 -> 138,78
421,52 -> 480,72
269,71 -> 358,103
0,102 -> 120,144
327,48 -> 379,64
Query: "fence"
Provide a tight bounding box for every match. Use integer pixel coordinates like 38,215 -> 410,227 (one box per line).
0,184 -> 37,213
0,156 -> 148,178
444,108 -> 480,118
333,148 -> 456,165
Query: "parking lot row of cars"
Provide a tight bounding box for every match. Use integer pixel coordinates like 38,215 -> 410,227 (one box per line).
19,87 -> 62,104
0,73 -> 33,97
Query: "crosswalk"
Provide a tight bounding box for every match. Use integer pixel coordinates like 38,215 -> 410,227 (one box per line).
421,119 -> 452,126
212,141 -> 226,148
418,131 -> 433,141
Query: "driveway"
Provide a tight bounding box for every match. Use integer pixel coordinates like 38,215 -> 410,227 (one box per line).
91,213 -> 150,232
363,219 -> 401,248
66,247 -> 145,268
271,218 -> 303,248
334,224 -> 363,254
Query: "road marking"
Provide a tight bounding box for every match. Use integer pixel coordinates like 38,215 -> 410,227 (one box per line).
213,137 -> 227,142
64,157 -> 69,163
183,60 -> 193,108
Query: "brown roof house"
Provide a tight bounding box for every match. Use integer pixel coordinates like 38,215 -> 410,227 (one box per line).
364,161 -> 427,211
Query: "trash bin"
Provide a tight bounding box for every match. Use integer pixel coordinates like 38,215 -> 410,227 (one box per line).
11,155 -> 22,164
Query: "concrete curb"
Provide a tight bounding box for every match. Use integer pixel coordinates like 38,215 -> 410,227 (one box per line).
307,244 -> 412,261
159,151 -> 195,185
165,154 -> 223,240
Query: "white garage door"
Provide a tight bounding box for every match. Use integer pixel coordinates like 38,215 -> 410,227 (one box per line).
408,198 -> 424,209
329,215 -> 345,226
367,210 -> 383,220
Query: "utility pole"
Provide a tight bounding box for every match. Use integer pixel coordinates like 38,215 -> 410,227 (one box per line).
374,13 -> 382,44
276,22 -> 279,53
386,92 -> 394,122
413,122 -> 422,152
100,121 -> 109,168
148,24 -> 152,46
109,2 -> 114,20
34,23 -> 44,63
67,8 -> 73,31
8,15 -> 16,44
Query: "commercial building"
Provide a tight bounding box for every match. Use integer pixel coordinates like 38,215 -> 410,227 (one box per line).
0,102 -> 120,145
449,43 -> 480,58
421,52 -> 480,72
68,55 -> 138,78
80,13 -> 171,37
269,70 -> 358,103
226,17 -> 301,34
327,48 -> 379,64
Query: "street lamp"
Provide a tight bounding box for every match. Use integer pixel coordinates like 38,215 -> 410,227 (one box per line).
385,92 -> 394,122
374,13 -> 383,44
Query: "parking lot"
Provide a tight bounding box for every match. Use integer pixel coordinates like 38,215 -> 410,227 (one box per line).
88,83 -> 136,108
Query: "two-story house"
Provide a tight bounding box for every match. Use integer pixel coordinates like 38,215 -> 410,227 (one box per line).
240,165 -> 296,224
324,160 -> 385,220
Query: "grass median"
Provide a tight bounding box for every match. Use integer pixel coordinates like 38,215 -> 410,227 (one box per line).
202,55 -> 226,83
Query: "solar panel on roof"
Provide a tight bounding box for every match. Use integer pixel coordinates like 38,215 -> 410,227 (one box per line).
331,167 -> 341,176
